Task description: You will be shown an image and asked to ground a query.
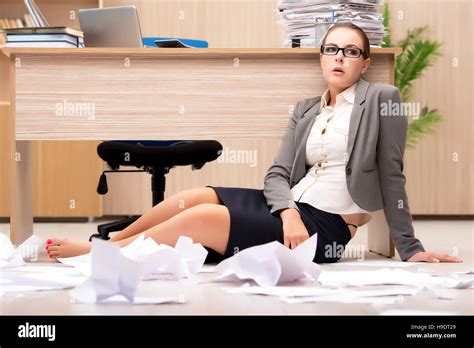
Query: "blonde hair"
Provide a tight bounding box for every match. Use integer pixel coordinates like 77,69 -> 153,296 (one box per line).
322,22 -> 370,59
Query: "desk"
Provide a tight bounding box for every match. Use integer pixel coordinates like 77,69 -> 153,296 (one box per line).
1,47 -> 400,257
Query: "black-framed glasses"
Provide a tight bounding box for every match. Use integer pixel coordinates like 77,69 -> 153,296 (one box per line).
321,44 -> 365,58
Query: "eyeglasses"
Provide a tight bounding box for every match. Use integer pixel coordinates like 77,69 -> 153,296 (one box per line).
321,44 -> 365,58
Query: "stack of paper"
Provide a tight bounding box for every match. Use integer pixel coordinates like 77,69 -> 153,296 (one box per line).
277,0 -> 386,47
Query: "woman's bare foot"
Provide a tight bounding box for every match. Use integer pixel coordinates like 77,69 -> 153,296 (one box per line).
45,238 -> 91,258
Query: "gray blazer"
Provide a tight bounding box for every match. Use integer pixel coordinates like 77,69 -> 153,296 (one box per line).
263,78 -> 425,261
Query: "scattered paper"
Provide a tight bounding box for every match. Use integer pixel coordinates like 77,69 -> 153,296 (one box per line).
58,253 -> 92,276
380,309 -> 457,316
18,235 -> 46,261
338,259 -> 423,267
93,294 -> 186,305
425,287 -> 458,300
213,234 -> 321,287
0,271 -> 85,293
0,233 -> 26,269
281,295 -> 403,304
134,235 -> 208,280
71,236 -> 204,303
199,265 -> 216,273
1,265 -> 82,276
226,284 -> 421,298
72,238 -> 142,303
318,268 -> 474,289
59,234 -> 208,281
452,270 -> 474,276
225,283 -> 335,297
226,283 -> 422,304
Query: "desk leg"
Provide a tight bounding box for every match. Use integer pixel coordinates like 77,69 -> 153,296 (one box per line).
367,209 -> 395,258
10,141 -> 33,244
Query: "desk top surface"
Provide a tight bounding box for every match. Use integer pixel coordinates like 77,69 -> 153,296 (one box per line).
1,47 -> 402,58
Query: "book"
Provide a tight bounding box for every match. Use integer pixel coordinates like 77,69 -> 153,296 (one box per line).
6,40 -> 82,48
5,27 -> 85,48
4,27 -> 83,37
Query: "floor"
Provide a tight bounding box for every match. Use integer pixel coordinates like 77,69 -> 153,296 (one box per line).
1,219 -> 473,315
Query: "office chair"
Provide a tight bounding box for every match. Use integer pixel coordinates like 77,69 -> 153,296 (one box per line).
89,36 -> 216,242
90,140 -> 223,242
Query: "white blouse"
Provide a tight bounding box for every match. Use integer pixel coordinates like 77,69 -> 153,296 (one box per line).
290,80 -> 370,214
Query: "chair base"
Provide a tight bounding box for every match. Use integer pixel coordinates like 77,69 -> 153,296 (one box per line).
89,216 -> 140,241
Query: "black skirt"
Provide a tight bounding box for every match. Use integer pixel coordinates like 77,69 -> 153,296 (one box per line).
204,186 -> 352,264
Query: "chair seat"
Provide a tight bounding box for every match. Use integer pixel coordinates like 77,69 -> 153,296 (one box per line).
97,140 -> 222,168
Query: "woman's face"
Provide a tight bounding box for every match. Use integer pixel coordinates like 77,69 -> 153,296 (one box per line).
320,28 -> 371,90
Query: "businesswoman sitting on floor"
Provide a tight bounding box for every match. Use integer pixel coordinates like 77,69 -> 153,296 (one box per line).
47,23 -> 461,264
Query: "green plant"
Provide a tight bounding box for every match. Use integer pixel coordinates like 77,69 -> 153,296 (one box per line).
382,2 -> 442,148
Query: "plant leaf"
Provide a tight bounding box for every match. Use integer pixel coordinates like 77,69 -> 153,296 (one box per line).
406,107 -> 442,148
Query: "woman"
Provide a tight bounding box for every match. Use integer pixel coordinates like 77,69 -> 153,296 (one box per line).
47,23 -> 461,264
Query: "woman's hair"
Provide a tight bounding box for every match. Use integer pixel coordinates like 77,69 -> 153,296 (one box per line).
321,22 -> 370,59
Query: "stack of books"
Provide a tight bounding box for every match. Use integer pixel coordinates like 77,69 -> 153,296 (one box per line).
277,0 -> 386,48
1,0 -> 72,47
5,27 -> 84,48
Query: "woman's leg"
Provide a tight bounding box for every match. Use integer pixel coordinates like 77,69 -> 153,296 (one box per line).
109,187 -> 221,242
47,203 -> 231,258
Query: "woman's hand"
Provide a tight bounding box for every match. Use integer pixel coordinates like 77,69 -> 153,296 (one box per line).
280,208 -> 310,249
407,251 -> 463,263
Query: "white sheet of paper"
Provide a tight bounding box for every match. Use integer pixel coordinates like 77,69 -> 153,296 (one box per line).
380,309 -> 457,316
59,235 -> 208,281
0,271 -> 85,293
281,295 -> 404,304
199,265 -> 216,273
18,235 -> 46,261
138,236 -> 208,280
1,265 -> 82,276
0,233 -> 15,258
226,284 -> 421,299
0,254 -> 25,269
452,270 -> 474,276
72,238 -> 142,303
318,268 -> 474,289
58,253 -> 91,276
97,294 -> 186,305
338,259 -> 424,267
213,234 -> 321,287
0,233 -> 26,269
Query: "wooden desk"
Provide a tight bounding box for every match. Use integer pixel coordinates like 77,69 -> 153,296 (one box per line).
1,47 -> 400,257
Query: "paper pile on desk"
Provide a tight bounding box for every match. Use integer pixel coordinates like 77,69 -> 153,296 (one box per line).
277,0 -> 386,47
213,234 -> 321,287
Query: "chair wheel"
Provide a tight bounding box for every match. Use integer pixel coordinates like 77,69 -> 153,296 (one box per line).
89,233 -> 109,242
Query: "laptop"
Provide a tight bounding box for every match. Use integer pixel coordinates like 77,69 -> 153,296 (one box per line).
79,6 -> 143,48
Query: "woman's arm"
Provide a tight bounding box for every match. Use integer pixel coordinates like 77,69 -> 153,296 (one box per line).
263,101 -> 302,217
377,86 -> 461,262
